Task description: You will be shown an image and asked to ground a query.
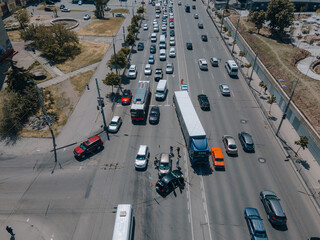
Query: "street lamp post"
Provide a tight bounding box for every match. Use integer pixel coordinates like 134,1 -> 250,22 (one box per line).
276,79 -> 299,136
95,78 -> 110,140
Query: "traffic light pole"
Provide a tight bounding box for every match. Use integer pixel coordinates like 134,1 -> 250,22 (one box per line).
95,78 -> 110,140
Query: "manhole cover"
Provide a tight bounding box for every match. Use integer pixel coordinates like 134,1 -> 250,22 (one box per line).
240,119 -> 247,124
258,158 -> 266,163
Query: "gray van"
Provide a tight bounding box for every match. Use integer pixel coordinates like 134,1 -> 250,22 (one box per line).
158,153 -> 172,177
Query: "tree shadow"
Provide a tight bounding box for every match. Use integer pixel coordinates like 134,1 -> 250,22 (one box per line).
296,158 -> 310,170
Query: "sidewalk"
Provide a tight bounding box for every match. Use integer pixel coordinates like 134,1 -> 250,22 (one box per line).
205,2 -> 320,211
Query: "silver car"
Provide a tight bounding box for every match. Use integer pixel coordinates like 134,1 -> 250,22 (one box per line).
166,62 -> 174,74
198,59 -> 208,70
108,116 -> 122,133
222,135 -> 238,155
219,84 -> 231,96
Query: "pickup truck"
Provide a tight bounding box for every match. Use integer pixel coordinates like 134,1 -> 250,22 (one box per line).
154,68 -> 163,81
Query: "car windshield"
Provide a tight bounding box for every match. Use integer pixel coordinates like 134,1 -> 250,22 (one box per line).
224,87 -> 230,91
266,194 -> 279,200
129,69 -> 135,73
216,158 -> 224,162
159,162 -> 170,170
123,92 -> 130,97
229,144 -> 237,149
136,154 -> 146,160
110,121 -> 117,126
80,143 -> 87,150
255,231 -> 267,238
150,112 -> 158,117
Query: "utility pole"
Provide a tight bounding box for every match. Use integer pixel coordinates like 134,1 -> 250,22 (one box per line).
95,78 -> 110,140
232,16 -> 240,55
123,26 -> 125,43
276,79 -> 299,137
35,85 -> 62,172
113,36 -> 118,75
220,10 -> 225,33
249,53 -> 258,85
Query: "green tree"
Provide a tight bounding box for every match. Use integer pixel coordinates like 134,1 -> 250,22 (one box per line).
267,94 -> 276,114
21,24 -> 80,63
125,32 -> 135,45
95,0 -> 106,19
294,136 -> 309,156
119,47 -> 130,56
14,8 -> 30,30
137,6 -> 145,14
107,51 -> 128,70
127,24 -> 138,34
103,72 -> 121,92
248,10 -> 266,34
266,0 -> 295,34
0,61 -> 40,135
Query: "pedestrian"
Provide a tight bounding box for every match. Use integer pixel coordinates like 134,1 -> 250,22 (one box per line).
177,146 -> 180,157
6,226 -> 14,236
176,157 -> 180,166
264,86 -> 268,94
86,84 -> 90,90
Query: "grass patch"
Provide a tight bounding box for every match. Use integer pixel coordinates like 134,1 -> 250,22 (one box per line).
110,8 -> 129,13
230,16 -> 320,134
76,17 -> 124,36
20,71 -> 94,138
70,70 -> 94,95
56,40 -> 110,73
7,30 -> 22,41
37,5 -> 58,10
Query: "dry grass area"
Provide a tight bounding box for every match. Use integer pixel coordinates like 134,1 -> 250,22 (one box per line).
230,16 -> 320,134
76,17 -> 124,36
20,70 -> 94,137
110,8 -> 129,13
56,40 -> 109,73
28,61 -> 53,83
7,30 -> 22,41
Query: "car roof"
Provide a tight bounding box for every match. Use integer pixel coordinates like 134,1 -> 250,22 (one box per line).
251,218 -> 266,233
111,116 -> 120,122
161,169 -> 182,183
225,136 -> 236,145
241,132 -> 253,143
269,199 -> 286,217
160,153 -> 170,163
88,135 -> 100,143
138,145 -> 147,154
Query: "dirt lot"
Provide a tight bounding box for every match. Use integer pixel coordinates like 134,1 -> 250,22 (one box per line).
76,17 -> 124,36
230,16 -> 320,134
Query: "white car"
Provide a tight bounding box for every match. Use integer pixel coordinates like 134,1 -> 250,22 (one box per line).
134,145 -> 149,170
128,65 -> 137,79
156,13 -> 160,18
153,26 -> 159,32
61,8 -> 70,12
198,59 -> 208,70
178,1 -> 181,5
181,84 -> 188,91
153,19 -> 158,25
143,24 -> 148,30
161,24 -> 166,30
144,64 -> 152,75
166,62 -> 174,74
169,37 -> 175,46
169,22 -> 174,29
83,14 -> 91,20
169,47 -> 176,58
108,116 -> 122,133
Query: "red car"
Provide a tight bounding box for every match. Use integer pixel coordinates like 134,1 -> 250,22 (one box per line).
73,135 -> 103,159
121,89 -> 132,105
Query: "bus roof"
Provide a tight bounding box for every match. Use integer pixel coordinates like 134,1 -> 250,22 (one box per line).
131,81 -> 150,110
112,204 -> 133,240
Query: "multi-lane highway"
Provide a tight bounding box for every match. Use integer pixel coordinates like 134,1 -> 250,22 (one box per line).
0,0 -> 320,239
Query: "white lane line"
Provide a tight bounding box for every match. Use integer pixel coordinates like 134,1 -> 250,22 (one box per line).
200,175 -> 213,240
184,148 -> 195,240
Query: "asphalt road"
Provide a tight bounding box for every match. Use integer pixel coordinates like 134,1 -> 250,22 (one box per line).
0,0 -> 320,239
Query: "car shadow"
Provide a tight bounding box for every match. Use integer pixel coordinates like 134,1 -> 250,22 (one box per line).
192,165 -> 213,176
272,223 -> 288,231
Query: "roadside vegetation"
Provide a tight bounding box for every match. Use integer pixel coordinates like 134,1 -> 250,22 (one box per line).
229,0 -> 320,134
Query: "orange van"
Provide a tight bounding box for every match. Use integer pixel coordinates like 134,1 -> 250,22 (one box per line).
211,147 -> 225,169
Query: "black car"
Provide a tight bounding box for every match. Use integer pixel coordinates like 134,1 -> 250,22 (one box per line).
192,4 -> 196,9
201,35 -> 208,41
170,30 -> 175,37
149,106 -> 160,124
156,170 -> 184,195
197,94 -> 210,111
162,30 -> 167,37
260,190 -> 287,226
238,131 -> 255,152
150,44 -> 156,54
137,42 -> 144,51
59,4 -> 65,9
46,0 -> 54,4
186,42 -> 193,50
198,23 -> 203,29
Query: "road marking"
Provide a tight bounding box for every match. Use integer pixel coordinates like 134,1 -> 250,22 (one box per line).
26,218 -> 29,222
183,148 -> 195,240
200,175 -> 213,240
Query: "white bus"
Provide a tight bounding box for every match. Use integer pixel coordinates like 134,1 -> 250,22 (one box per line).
159,34 -> 166,49
112,204 -> 133,240
130,81 -> 150,122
